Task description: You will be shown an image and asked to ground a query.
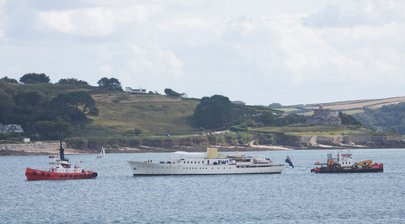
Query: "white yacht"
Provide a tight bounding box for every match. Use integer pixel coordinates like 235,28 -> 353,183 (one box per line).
128,148 -> 284,176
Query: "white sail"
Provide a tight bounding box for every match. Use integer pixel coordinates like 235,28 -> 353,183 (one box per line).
96,147 -> 105,159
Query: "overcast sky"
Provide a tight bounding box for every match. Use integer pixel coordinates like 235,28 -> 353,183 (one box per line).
0,0 -> 404,105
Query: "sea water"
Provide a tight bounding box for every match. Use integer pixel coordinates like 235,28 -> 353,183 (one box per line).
1,149 -> 404,223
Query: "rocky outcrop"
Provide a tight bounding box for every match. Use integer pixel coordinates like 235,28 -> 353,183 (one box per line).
288,135 -> 405,149
0,141 -> 88,155
2,133 -> 405,155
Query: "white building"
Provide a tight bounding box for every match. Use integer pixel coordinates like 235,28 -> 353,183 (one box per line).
125,87 -> 147,94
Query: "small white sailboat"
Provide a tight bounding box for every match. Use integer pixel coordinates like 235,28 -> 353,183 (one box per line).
96,147 -> 105,159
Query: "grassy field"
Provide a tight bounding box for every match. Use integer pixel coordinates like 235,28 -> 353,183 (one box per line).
277,96 -> 405,115
90,93 -> 200,135
252,125 -> 374,137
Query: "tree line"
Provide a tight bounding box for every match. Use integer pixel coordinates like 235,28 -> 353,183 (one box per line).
0,78 -> 99,141
191,95 -> 306,130
1,73 -> 123,91
2,73 -> 192,98
191,95 -> 362,131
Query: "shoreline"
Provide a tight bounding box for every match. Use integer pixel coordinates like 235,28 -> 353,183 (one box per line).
1,144 -> 404,156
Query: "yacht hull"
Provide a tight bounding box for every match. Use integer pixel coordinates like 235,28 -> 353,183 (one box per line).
128,161 -> 283,176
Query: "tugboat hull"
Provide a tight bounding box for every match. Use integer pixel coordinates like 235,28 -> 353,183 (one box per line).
25,168 -> 97,181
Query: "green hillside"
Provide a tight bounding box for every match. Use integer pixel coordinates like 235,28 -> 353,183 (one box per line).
90,93 -> 199,135
1,75 -> 403,150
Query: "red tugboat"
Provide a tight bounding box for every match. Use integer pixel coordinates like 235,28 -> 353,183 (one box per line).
25,145 -> 97,181
311,151 -> 383,173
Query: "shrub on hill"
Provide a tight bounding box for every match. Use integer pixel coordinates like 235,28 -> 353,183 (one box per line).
1,76 -> 18,84
57,78 -> 89,86
339,112 -> 361,126
19,73 -> 50,84
192,95 -> 234,129
164,88 -> 185,97
97,77 -> 122,91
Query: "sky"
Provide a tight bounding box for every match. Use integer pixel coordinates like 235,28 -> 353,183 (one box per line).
0,0 -> 404,105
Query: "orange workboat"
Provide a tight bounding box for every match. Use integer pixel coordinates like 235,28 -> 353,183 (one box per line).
311,151 -> 383,173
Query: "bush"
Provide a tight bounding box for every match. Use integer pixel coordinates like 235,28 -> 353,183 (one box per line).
133,128 -> 143,135
164,88 -> 182,97
20,73 -> 50,84
66,137 -> 88,149
1,76 -> 18,84
57,78 -> 89,86
97,77 -> 122,91
128,138 -> 141,147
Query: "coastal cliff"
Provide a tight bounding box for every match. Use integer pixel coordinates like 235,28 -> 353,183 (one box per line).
293,134 -> 405,149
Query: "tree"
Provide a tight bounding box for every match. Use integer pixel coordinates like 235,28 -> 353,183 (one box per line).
0,80 -> 98,141
1,76 -> 18,84
45,92 -> 98,124
21,92 -> 97,140
19,73 -> 50,84
97,77 -> 122,91
192,95 -> 234,129
15,91 -> 42,110
57,78 -> 89,86
34,119 -> 73,143
339,112 -> 362,126
0,90 -> 15,123
257,111 -> 277,125
47,93 -> 89,123
164,88 -> 183,97
68,92 -> 96,114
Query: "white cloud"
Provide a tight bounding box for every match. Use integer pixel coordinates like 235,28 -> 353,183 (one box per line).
127,44 -> 183,78
159,18 -> 216,31
1,0 -> 405,104
37,5 -> 154,36
303,1 -> 405,28
188,5 -> 405,103
0,0 -> 7,40
99,63 -> 113,75
297,3 -> 405,83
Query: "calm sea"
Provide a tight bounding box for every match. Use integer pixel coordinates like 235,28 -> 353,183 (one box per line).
1,149 -> 405,224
